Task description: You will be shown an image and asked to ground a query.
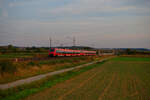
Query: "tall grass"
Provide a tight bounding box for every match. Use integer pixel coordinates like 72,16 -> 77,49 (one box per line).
0,56 -> 98,84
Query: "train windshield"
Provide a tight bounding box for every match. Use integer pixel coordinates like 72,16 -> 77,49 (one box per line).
50,48 -> 55,52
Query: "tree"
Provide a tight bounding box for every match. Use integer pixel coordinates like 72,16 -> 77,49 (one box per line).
8,44 -> 13,49
126,48 -> 132,55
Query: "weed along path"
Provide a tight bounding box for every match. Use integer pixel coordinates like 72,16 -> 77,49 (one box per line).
0,58 -> 110,90
24,57 -> 150,100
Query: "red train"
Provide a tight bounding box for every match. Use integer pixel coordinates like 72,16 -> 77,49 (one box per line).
49,48 -> 96,56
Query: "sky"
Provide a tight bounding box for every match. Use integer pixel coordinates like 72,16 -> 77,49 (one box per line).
0,0 -> 150,48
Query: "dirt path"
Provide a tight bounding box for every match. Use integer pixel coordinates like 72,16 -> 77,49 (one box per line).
0,58 -> 109,90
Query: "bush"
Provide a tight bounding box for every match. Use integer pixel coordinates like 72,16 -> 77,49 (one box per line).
27,61 -> 36,66
0,61 -> 17,76
27,61 -> 40,67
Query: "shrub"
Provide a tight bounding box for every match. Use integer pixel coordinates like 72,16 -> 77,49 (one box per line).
0,60 -> 17,76
27,61 -> 36,66
27,61 -> 40,67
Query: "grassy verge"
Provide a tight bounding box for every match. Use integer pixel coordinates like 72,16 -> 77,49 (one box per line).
0,60 -> 106,100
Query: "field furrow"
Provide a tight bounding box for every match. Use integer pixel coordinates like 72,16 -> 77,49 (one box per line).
22,56 -> 150,100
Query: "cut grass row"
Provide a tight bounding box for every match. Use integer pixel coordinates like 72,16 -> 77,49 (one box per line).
0,60 -> 106,100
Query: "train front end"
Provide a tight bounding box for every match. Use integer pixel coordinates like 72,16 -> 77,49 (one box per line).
49,48 -> 55,57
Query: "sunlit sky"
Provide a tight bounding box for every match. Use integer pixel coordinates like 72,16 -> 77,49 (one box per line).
0,0 -> 150,48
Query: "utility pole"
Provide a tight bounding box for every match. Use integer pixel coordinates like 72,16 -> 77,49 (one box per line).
49,37 -> 52,49
73,37 -> 76,47
60,43 -> 63,47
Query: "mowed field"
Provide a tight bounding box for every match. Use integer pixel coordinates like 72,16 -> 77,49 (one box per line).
24,56 -> 150,100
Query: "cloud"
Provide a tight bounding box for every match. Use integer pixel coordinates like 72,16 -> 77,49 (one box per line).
1,10 -> 8,17
1,0 -> 149,21
0,8 -> 8,18
0,0 -> 150,48
0,15 -> 150,48
48,0 -> 150,16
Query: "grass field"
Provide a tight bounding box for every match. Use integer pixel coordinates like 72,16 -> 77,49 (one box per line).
0,53 -> 48,60
23,56 -> 150,100
0,53 -> 34,58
